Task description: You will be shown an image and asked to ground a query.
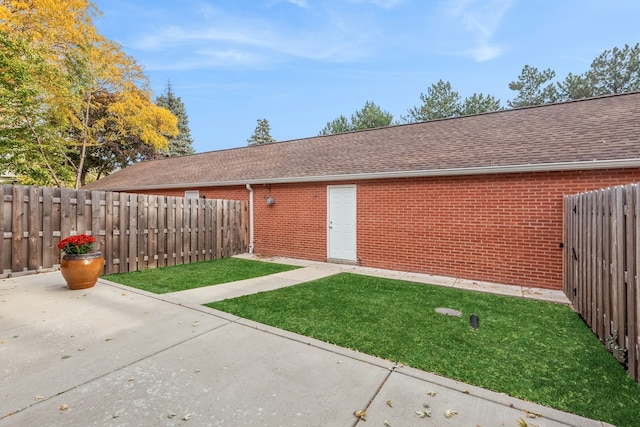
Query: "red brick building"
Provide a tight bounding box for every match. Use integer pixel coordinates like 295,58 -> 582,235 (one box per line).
84,93 -> 640,290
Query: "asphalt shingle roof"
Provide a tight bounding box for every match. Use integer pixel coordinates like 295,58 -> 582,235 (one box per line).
84,92 -> 640,191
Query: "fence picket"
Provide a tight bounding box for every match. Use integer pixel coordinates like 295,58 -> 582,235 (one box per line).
28,186 -> 40,271
12,186 -> 24,272
595,190 -> 604,338
166,196 -> 176,266
626,185 -> 637,379
118,193 -> 130,273
42,186 -> 54,268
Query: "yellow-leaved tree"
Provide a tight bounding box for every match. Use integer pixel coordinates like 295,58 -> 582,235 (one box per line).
0,0 -> 178,188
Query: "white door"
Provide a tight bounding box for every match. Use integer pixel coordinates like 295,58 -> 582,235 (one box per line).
327,185 -> 356,261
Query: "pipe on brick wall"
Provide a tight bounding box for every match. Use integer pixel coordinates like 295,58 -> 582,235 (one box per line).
245,184 -> 254,253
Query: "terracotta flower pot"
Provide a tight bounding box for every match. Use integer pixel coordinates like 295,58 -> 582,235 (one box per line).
60,251 -> 104,290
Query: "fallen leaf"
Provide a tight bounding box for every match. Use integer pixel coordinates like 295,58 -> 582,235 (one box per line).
415,410 -> 431,418
194,369 -> 201,373
113,409 -> 124,418
354,410 -> 367,420
462,390 -> 470,394
183,413 -> 191,420
525,410 -> 541,419
34,395 -> 44,401
426,391 -> 437,397
445,409 -> 458,418
105,337 -> 113,341
61,354 -> 71,359
167,412 -> 177,419
59,404 -> 68,411
383,421 -> 391,426
386,400 -> 392,407
517,418 -> 528,427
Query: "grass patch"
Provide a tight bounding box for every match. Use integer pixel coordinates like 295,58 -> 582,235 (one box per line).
207,273 -> 640,427
103,257 -> 300,294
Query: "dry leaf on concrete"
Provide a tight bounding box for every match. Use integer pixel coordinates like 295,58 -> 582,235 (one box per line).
354,410 -> 367,420
415,410 -> 431,418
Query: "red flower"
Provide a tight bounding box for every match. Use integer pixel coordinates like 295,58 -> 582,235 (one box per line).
58,234 -> 97,254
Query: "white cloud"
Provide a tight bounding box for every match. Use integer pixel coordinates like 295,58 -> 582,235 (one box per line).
346,0 -> 405,8
127,3 -> 377,70
285,0 -> 309,7
464,43 -> 504,62
439,0 -> 512,62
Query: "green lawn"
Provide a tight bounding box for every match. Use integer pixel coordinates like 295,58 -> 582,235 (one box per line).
103,257 -> 300,294
207,272 -> 640,427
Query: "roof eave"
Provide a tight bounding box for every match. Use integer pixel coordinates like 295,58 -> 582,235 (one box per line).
88,159 -> 640,192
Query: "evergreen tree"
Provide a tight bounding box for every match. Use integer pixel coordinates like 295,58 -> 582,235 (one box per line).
247,118 -> 276,146
403,80 -> 501,123
319,101 -> 393,135
507,65 -> 559,108
155,82 -> 195,156
584,43 -> 640,96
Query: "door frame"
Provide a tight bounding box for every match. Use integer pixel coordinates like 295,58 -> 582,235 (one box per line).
326,185 -> 357,262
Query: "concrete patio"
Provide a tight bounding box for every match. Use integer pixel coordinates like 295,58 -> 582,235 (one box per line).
0,258 -> 611,426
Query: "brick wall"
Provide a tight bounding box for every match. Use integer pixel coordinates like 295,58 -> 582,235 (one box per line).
142,168 -> 640,290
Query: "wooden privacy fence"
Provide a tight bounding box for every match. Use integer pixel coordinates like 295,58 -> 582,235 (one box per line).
0,184 -> 248,277
564,183 -> 640,382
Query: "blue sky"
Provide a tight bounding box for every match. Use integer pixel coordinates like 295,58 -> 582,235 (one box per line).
91,0 -> 640,154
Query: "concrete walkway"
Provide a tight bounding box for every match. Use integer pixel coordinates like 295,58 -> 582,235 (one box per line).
0,258 -> 610,427
168,253 -> 571,305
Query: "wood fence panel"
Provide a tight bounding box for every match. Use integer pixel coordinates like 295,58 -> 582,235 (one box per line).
0,184 -> 247,279
565,182 -> 640,383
